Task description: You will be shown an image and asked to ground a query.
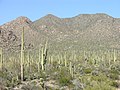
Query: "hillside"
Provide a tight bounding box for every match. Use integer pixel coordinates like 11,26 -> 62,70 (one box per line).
0,14 -> 120,90
1,13 -> 120,51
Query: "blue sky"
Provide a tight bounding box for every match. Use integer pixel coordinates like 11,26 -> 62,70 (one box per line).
0,0 -> 120,25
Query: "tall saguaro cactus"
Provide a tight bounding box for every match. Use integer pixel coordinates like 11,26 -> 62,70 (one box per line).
113,49 -> 116,62
69,61 -> 73,77
41,40 -> 48,71
38,45 -> 41,72
27,51 -> 31,73
21,27 -> 25,81
0,48 -> 3,71
64,53 -> 67,67
41,46 -> 44,71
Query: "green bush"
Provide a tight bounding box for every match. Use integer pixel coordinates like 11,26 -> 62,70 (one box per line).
110,81 -> 119,88
83,68 -> 92,74
85,83 -> 115,90
109,73 -> 119,80
58,68 -> 72,86
91,74 -> 108,82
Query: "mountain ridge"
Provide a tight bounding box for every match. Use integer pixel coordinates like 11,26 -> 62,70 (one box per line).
1,13 -> 120,51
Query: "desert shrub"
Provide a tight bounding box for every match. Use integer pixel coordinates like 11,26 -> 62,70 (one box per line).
110,81 -> 119,88
110,69 -> 119,74
57,67 -> 72,86
91,74 -> 108,82
21,85 -> 32,90
109,73 -> 119,80
84,82 -> 115,90
31,85 -> 43,90
83,68 -> 92,74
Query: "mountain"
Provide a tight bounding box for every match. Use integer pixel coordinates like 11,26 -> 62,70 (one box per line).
0,13 -> 120,52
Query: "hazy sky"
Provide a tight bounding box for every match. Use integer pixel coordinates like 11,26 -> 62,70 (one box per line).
0,0 -> 120,25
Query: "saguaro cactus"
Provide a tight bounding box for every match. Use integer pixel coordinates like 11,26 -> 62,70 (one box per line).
0,48 -> 3,71
64,52 -> 67,67
21,27 -> 25,81
41,40 -> 48,71
38,45 -> 41,72
27,51 -> 31,73
113,49 -> 116,62
69,61 -> 73,77
41,46 -> 44,71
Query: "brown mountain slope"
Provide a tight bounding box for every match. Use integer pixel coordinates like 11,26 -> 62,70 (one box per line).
0,13 -> 120,51
0,16 -> 42,51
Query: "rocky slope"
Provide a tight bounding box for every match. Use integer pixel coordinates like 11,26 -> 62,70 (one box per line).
1,13 -> 120,51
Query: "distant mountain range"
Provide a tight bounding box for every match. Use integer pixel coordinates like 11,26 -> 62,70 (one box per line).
0,13 -> 120,51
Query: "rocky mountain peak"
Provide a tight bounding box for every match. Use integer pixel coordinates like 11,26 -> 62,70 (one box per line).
15,16 -> 32,24
44,14 -> 60,19
74,13 -> 113,19
1,16 -> 32,31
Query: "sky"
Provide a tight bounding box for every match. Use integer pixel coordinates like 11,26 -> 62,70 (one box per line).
0,0 -> 120,25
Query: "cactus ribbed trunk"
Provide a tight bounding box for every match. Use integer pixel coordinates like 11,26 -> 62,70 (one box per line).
0,48 -> 3,71
38,45 -> 41,72
113,50 -> 116,62
64,54 -> 67,67
41,47 -> 44,71
27,51 -> 31,73
21,27 -> 25,81
69,61 -> 73,77
41,41 -> 48,71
